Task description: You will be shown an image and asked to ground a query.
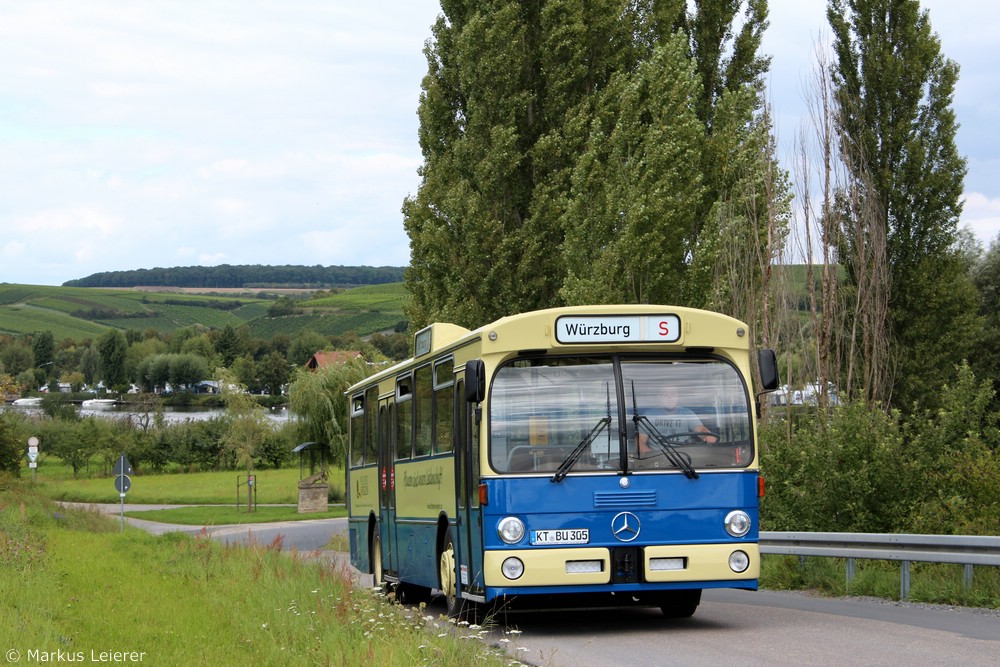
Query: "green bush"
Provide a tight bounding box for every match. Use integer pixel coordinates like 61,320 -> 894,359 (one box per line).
760,401 -> 908,532
760,362 -> 1000,536
0,414 -> 22,476
904,363 -> 1000,535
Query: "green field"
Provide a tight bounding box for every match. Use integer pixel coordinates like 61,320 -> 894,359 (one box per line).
29,458 -> 344,505
0,476 -> 514,667
0,282 -> 409,341
304,282 -> 409,311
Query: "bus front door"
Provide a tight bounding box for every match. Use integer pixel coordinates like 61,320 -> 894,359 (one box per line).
378,399 -> 398,578
454,377 -> 484,601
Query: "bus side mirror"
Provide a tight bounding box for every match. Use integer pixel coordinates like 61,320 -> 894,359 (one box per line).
758,349 -> 779,392
465,359 -> 486,403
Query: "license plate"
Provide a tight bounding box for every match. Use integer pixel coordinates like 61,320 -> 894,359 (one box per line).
531,528 -> 589,545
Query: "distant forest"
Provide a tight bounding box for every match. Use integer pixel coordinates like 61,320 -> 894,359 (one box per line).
63,264 -> 406,289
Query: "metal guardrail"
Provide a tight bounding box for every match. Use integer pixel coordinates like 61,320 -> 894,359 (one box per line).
759,531 -> 1000,599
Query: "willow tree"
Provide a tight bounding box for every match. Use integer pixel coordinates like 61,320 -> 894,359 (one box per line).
828,0 -> 979,410
287,358 -> 370,463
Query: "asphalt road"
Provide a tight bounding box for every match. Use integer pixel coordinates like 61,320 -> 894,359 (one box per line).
78,504 -> 1000,666
482,589 -> 1000,667
62,502 -> 348,552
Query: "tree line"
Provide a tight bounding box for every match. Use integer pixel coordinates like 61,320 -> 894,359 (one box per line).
63,264 -> 405,289
0,360 -> 370,481
0,325 -> 407,399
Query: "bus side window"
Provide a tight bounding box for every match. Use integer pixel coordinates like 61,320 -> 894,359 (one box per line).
434,358 -> 455,454
396,375 -> 413,461
414,365 -> 433,457
350,394 -> 365,467
364,386 -> 378,465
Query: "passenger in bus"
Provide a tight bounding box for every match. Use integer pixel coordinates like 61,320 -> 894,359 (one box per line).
637,384 -> 717,454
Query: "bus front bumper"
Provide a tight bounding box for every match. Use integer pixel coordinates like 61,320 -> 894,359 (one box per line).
483,543 -> 759,588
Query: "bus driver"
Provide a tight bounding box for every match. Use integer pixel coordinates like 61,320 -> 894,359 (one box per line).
637,384 -> 718,455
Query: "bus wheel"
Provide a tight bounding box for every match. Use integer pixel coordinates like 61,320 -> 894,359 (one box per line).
438,528 -> 468,619
371,531 -> 384,591
660,589 -> 701,618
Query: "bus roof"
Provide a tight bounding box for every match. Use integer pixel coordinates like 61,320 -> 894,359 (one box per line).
347,305 -> 752,396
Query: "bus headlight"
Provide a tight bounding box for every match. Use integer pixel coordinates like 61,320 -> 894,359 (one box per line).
501,557 -> 524,580
729,550 -> 750,573
724,510 -> 751,537
497,517 -> 525,544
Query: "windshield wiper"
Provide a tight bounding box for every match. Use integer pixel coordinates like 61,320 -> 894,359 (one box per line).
551,384 -> 613,483
631,383 -> 699,479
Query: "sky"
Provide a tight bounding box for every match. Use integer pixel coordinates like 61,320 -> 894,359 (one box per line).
1,1 -> 997,287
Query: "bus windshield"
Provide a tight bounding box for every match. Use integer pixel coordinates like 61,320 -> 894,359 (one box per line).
489,356 -> 752,474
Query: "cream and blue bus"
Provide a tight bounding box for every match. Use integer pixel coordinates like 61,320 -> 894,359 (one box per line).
346,305 -> 778,618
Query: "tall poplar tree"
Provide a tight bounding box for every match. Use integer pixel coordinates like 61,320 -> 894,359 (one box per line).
96,329 -> 128,392
828,0 -> 979,410
404,1 -> 780,328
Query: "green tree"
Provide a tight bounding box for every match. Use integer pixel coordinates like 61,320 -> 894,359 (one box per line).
96,329 -> 129,391
125,337 -> 168,387
0,413 -> 21,476
288,359 -> 370,462
136,354 -> 171,393
80,346 -> 101,386
168,353 -> 210,390
40,419 -> 93,478
217,369 -> 272,480
180,333 -> 215,362
288,331 -> 327,366
828,0 -> 977,411
0,344 -> 33,377
230,355 -> 259,392
971,236 -> 1000,410
560,35 -> 706,305
0,372 -> 16,401
267,296 -> 297,317
404,0 -> 779,328
214,325 -> 243,367
31,331 -> 55,377
257,351 -> 291,397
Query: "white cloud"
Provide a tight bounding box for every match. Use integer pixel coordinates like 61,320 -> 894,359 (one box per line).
0,1 -> 996,286
961,192 -> 1000,246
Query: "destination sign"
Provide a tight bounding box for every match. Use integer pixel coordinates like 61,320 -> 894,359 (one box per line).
555,315 -> 681,344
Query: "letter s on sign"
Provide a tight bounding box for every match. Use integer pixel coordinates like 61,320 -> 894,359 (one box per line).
658,321 -> 670,337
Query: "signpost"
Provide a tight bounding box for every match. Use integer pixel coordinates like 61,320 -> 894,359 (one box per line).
27,437 -> 39,482
113,454 -> 134,532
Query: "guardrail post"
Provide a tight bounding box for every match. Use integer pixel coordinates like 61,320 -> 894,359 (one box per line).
964,564 -> 973,590
846,557 -> 855,593
900,560 -> 910,600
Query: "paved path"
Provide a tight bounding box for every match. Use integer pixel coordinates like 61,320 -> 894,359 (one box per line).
61,501 -> 371,589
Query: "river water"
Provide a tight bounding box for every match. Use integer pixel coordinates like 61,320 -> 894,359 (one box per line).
2,402 -> 294,424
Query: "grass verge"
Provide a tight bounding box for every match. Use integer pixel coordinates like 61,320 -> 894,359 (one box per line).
0,474 -> 521,667
124,504 -> 346,525
761,554 -> 1000,608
